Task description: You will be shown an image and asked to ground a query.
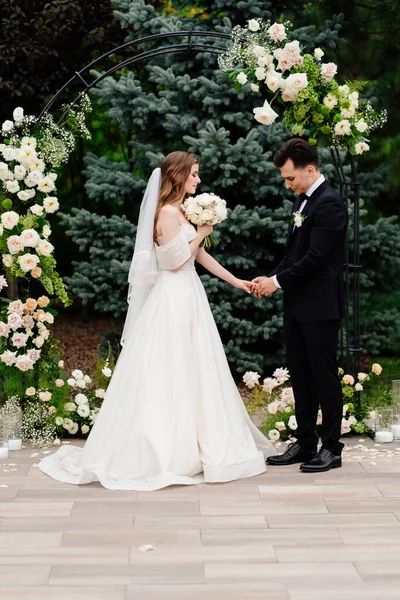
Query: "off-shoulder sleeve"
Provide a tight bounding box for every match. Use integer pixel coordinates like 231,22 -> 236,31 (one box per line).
155,225 -> 195,271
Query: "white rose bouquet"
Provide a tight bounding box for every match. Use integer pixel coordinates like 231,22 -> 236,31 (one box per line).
182,192 -> 228,248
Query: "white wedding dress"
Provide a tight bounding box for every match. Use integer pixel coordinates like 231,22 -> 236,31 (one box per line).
39,223 -> 275,490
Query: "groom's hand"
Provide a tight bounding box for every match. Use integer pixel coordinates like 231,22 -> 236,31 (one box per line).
252,276 -> 278,298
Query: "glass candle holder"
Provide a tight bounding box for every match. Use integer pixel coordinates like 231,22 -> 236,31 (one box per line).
2,405 -> 23,451
0,412 -> 8,459
392,380 -> 400,405
391,406 -> 400,440
374,406 -> 395,442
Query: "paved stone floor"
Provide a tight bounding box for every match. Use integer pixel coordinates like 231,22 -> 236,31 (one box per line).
1,437 -> 400,599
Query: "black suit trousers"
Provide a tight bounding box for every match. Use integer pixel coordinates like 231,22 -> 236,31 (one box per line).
283,312 -> 344,455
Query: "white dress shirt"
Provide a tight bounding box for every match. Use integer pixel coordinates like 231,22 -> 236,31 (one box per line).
273,174 -> 325,289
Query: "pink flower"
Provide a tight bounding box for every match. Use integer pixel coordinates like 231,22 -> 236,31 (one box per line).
7,313 -> 23,330
321,62 -> 338,82
372,363 -> 382,375
11,331 -> 29,348
0,350 -> 17,366
342,374 -> 354,386
7,235 -> 24,255
8,300 -> 24,314
27,348 -> 41,362
267,401 -> 279,415
267,22 -> 287,42
55,379 -> 65,387
341,418 -> 351,434
22,315 -> 34,329
15,355 -> 34,371
20,229 -> 40,248
0,322 -> 9,337
25,387 -> 36,396
39,391 -> 52,402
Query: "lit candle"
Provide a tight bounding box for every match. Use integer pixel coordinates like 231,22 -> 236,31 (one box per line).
0,446 -> 8,459
7,439 -> 22,451
391,424 -> 400,440
375,431 -> 394,443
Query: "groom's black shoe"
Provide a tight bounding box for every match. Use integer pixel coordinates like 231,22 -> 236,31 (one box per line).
266,442 -> 317,466
300,448 -> 342,473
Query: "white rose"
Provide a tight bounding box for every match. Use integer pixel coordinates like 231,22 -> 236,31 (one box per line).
2,146 -> 16,161
294,213 -> 303,228
242,371 -> 260,389
8,299 -> 24,314
30,204 -> 44,217
267,401 -> 279,415
257,55 -> 272,67
248,19 -> 260,32
334,120 -> 351,136
354,142 -> 370,155
7,235 -> 24,255
356,119 -> 368,133
30,158 -> 45,172
37,240 -> 54,257
58,360 -> 64,368
342,374 -> 354,385
263,377 -> 279,394
341,419 -> 351,434
81,424 -> 90,434
236,72 -> 248,85
64,402 -> 76,412
5,180 -> 20,194
95,388 -> 105,398
250,83 -> 259,93
255,67 -> 266,81
252,45 -> 267,57
314,47 -> 324,59
14,165 -> 27,180
0,322 -> 9,337
55,417 -> 64,426
281,387 -> 295,404
348,415 -> 357,425
33,336 -> 45,348
1,211 -> 19,230
77,404 -> 90,418
281,86 -> 298,102
357,372 -> 368,381
2,254 -> 13,268
0,350 -> 17,365
55,379 -> 64,387
102,366 -> 112,378
69,423 -> 79,435
338,84 -> 350,97
268,429 -> 280,441
39,391 -> 52,402
17,190 -> 34,202
273,367 -> 290,384
288,415 -> 297,430
43,197 -> 60,214
11,331 -> 28,348
83,375 -> 91,384
371,363 -> 382,375
265,72 -> 282,92
48,172 -> 57,182
18,253 -> 40,272
25,386 -> 36,396
15,355 -> 34,371
37,177 -> 55,194
321,62 -> 338,81
340,106 -> 356,119
285,73 -> 308,90
67,378 -> 76,386
355,383 -> 363,392
21,136 -> 37,148
20,229 -> 40,248
253,100 -> 279,125
63,418 -> 73,429
2,120 -> 14,133
72,368 -> 84,380
76,379 -> 86,389
275,421 -> 286,431
267,23 -> 286,42
323,93 -> 338,109
44,312 -> 54,324
13,107 -> 24,122
75,393 -> 88,406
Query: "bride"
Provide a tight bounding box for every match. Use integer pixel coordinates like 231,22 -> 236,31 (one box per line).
39,151 -> 276,490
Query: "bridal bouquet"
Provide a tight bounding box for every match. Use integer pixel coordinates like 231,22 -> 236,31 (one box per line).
182,192 -> 228,247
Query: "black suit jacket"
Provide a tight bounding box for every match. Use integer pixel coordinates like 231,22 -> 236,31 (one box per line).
269,180 -> 348,323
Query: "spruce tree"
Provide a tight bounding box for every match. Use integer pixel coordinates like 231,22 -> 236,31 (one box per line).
61,0 -> 400,374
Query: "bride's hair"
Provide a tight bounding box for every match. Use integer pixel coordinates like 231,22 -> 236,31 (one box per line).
153,151 -> 198,238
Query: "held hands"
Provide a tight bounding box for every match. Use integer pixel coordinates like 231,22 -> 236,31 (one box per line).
251,276 -> 278,298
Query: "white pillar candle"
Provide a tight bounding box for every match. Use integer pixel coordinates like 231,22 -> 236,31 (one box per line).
7,439 -> 22,451
0,446 -> 8,459
391,424 -> 400,439
375,431 -> 394,443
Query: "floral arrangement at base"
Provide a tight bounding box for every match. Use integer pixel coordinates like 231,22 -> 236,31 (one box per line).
3,356 -> 114,447
219,19 -> 387,153
242,362 -> 383,440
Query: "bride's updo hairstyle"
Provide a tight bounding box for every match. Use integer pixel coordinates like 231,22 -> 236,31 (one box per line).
154,151 -> 198,238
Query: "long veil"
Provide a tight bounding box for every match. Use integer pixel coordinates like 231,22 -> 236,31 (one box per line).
120,168 -> 161,346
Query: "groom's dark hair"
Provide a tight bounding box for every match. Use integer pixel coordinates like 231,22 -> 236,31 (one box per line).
274,138 -> 319,170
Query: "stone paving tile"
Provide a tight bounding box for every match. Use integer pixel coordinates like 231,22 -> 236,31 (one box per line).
0,515 -> 134,531
259,484 -> 382,499
325,498 -> 400,513
0,532 -> 62,547
72,500 -> 200,515
0,546 -> 129,565
266,513 -> 399,528
126,584 -> 288,599
354,561 -> 400,581
14,488 -> 139,502
0,502 -> 73,517
201,528 -> 343,546
128,544 -> 276,565
61,529 -> 202,548
0,566 -> 52,586
287,582 -> 400,600
338,526 -> 400,544
199,499 -> 328,515
0,587 -> 125,600
134,515 -> 268,530
204,562 -> 361,583
138,485 -> 261,499
275,543 -> 400,562
49,564 -> 205,585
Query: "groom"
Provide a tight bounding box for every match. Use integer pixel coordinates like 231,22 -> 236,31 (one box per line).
253,138 -> 348,473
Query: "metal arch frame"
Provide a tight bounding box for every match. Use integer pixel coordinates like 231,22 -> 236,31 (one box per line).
37,28 -> 361,376
36,29 -> 230,126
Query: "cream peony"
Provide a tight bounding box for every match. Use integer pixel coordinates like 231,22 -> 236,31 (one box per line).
314,47 -> 324,59
1,211 -> 19,230
371,363 -> 382,375
321,62 -> 338,81
323,93 -> 338,109
95,388 -> 105,398
26,387 -> 36,396
334,120 -> 351,136
43,197 -> 60,213
37,177 -> 56,193
20,229 -> 40,248
18,253 -> 40,272
39,391 -> 52,402
354,142 -> 370,155
342,374 -> 354,385
81,424 -> 90,434
30,204 -> 44,217
7,235 -> 24,255
253,100 -> 279,125
267,22 -> 286,42
356,119 -> 368,133
2,254 -> 14,268
37,240 -> 54,257
15,355 -> 34,371
17,190 -> 35,202
75,393 -> 89,406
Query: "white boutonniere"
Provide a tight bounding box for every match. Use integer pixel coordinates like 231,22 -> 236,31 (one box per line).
292,211 -> 307,228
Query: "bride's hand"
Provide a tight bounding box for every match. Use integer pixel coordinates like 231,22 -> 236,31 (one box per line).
233,278 -> 253,294
197,223 -> 213,239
